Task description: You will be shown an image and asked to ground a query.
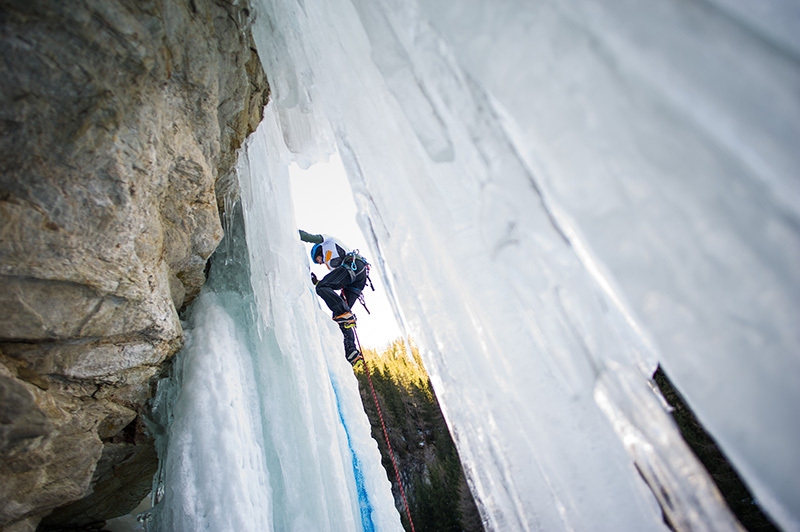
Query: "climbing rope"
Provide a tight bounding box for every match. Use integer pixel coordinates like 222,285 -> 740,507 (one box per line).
353,328 -> 417,532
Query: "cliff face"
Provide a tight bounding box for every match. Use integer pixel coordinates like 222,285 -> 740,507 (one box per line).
0,0 -> 268,529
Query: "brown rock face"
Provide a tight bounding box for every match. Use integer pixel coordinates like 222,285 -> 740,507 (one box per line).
0,0 -> 268,529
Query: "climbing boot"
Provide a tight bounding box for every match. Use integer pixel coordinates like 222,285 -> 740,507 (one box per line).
333,311 -> 356,324
346,349 -> 363,365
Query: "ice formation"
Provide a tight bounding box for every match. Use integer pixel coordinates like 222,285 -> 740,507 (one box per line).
150,0 -> 800,530
146,117 -> 403,531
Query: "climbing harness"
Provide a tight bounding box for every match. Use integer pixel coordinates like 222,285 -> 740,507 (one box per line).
352,328 -> 417,532
342,250 -> 369,273
341,250 -> 374,314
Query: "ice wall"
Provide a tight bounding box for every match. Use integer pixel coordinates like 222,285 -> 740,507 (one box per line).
146,116 -> 402,531
251,0 -> 799,530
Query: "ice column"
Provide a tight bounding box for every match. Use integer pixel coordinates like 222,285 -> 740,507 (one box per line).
250,0 -> 799,530
146,109 -> 402,531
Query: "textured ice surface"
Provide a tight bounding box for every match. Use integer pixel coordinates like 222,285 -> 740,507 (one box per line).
248,0 -> 800,530
146,117 -> 402,531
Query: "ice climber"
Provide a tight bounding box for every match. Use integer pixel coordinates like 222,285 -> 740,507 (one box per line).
299,229 -> 370,365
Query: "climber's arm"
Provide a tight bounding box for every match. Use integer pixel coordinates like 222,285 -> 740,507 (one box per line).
298,229 -> 324,244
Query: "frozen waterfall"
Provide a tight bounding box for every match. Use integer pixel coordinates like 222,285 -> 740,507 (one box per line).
148,0 -> 799,530
146,117 -> 403,531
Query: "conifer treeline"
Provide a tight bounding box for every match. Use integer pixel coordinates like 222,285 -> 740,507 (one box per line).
355,339 -> 484,532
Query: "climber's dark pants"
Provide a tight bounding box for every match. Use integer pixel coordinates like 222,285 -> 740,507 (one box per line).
316,259 -> 367,354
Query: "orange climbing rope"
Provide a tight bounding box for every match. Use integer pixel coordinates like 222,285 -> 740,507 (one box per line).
353,328 -> 417,532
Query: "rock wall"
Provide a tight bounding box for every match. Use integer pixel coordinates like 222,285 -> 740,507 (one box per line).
0,0 -> 268,530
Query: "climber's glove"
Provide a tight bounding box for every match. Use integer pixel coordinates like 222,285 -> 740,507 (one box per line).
311,272 -> 318,285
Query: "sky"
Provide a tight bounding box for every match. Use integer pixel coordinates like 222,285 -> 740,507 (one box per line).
288,153 -> 403,350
